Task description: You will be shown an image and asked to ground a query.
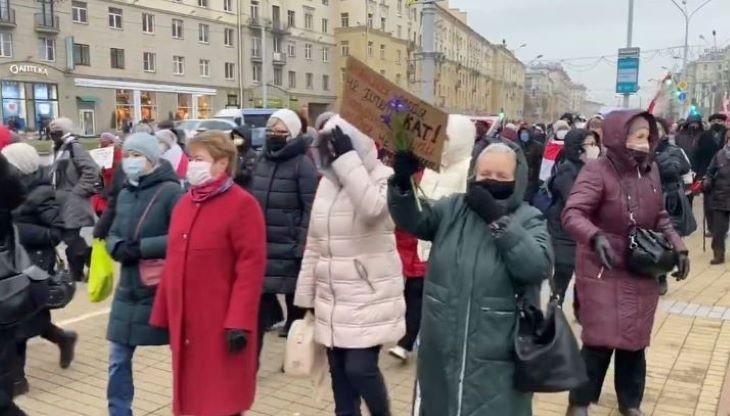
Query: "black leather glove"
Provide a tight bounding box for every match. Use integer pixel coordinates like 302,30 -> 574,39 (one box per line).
113,241 -> 141,264
226,329 -> 249,353
392,151 -> 420,190
464,180 -> 505,224
330,126 -> 354,157
673,251 -> 690,281
591,234 -> 618,270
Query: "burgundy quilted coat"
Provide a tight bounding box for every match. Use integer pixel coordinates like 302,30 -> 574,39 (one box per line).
561,110 -> 686,351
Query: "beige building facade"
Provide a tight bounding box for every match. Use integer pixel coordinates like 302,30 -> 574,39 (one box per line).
524,63 -> 577,123
686,47 -> 730,116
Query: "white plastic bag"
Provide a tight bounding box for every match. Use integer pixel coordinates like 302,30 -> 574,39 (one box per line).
284,312 -> 317,377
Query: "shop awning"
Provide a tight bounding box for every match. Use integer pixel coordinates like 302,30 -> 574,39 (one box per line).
76,95 -> 100,103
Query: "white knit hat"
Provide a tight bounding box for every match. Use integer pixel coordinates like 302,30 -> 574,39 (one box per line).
155,130 -> 177,148
49,117 -> 74,134
268,109 -> 302,138
1,143 -> 40,175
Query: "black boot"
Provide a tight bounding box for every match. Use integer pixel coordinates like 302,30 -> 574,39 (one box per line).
57,331 -> 78,369
658,275 -> 668,296
619,408 -> 644,416
566,405 -> 589,416
711,250 -> 725,265
11,378 -> 28,398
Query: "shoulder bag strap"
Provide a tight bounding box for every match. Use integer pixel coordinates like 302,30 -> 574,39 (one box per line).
133,183 -> 172,240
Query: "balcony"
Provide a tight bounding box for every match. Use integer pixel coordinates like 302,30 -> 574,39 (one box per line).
34,13 -> 59,34
0,9 -> 16,28
248,17 -> 262,29
272,52 -> 286,65
250,50 -> 262,62
271,21 -> 290,35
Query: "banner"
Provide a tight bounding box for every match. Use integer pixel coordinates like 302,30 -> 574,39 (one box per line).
89,146 -> 114,169
339,56 -> 448,171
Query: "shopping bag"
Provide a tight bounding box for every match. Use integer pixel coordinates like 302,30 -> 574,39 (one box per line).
284,312 -> 317,377
88,239 -> 114,302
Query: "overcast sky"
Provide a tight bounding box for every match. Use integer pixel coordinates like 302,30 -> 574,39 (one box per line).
450,0 -> 730,110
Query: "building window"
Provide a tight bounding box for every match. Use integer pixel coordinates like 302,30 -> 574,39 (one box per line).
252,63 -> 261,83
198,0 -> 209,7
340,13 -> 349,27
73,43 -> 90,66
39,37 -> 55,62
0,32 -> 11,58
72,1 -> 87,23
108,7 -> 123,29
322,47 -> 329,63
323,74 -> 329,91
367,41 -> 373,57
142,13 -> 154,34
305,72 -> 313,89
223,0 -> 232,12
143,52 -> 156,72
322,18 -> 328,33
380,17 -> 386,31
396,49 -> 401,64
225,62 -> 235,80
396,73 -> 402,85
273,67 -> 282,86
397,25 -> 402,38
110,48 -> 125,69
273,37 -> 281,53
250,1 -> 259,21
251,37 -> 261,57
287,41 -> 296,57
115,89 -> 132,128
340,41 -> 351,57
288,71 -> 296,88
199,59 -> 210,77
176,93 -> 192,119
304,13 -> 313,30
397,0 -> 403,15
140,91 -> 157,122
224,28 -> 234,47
380,44 -> 385,59
367,13 -> 373,28
227,94 -> 239,107
322,0 -> 328,4
287,10 -> 295,27
304,43 -> 312,60
172,19 -> 183,39
198,24 -> 209,43
173,55 -> 185,75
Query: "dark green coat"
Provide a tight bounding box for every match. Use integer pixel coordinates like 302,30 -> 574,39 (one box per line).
106,161 -> 183,346
388,143 -> 553,416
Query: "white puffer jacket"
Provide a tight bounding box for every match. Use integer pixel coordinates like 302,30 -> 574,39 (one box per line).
417,114 -> 475,260
295,115 -> 405,349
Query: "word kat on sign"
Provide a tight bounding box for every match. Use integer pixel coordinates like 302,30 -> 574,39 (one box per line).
339,56 -> 448,171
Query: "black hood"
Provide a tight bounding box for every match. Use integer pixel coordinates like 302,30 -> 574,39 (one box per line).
19,166 -> 52,190
128,159 -> 179,190
0,153 -> 26,211
563,129 -> 592,165
265,135 -> 308,161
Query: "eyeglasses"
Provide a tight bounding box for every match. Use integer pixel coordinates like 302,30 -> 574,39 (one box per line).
266,129 -> 289,136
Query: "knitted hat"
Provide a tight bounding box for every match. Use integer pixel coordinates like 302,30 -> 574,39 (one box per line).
155,130 -> 178,148
553,120 -> 570,131
100,132 -> 119,147
269,109 -> 302,138
123,132 -> 161,164
315,111 -> 335,131
1,143 -> 40,175
49,117 -> 74,134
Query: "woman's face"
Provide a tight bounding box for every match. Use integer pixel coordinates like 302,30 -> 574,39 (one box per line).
626,117 -> 651,153
268,120 -> 290,139
582,134 -> 597,150
124,150 -> 153,174
475,152 -> 516,182
189,146 -> 229,178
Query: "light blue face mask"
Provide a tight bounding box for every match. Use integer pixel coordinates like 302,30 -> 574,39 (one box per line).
122,157 -> 147,184
519,131 -> 530,143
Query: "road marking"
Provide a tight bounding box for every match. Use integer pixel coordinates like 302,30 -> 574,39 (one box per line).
57,308 -> 111,326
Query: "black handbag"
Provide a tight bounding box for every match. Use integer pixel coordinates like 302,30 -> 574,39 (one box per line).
0,266 -> 50,328
46,256 -> 76,310
513,292 -> 588,393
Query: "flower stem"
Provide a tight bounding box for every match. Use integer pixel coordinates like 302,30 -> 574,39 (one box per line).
411,176 -> 422,212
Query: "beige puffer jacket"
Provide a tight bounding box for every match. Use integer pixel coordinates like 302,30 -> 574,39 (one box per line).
294,115 -> 405,349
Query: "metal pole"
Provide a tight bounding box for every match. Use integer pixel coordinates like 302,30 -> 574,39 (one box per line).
420,0 -> 437,104
236,0 -> 243,107
623,0 -> 634,108
682,18 -> 690,73
262,7 -> 268,109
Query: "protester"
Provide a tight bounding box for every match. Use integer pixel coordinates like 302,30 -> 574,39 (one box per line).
156,119 -> 186,150
252,108 -> 318,355
547,129 -> 599,312
294,115 -> 405,416
562,110 -> 689,416
389,141 -> 552,416
231,125 -> 258,189
0,153 -> 30,416
586,115 -> 604,145
151,131 -> 266,416
105,133 -> 183,416
532,124 -> 547,144
704,128 -> 730,265
49,117 -> 100,282
1,143 -> 78,397
155,129 -> 188,179
91,132 -> 123,216
539,119 -> 571,182
517,125 -> 545,202
695,114 -> 725,230
675,113 -> 705,170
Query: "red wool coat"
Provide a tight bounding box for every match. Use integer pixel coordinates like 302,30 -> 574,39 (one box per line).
150,185 -> 266,416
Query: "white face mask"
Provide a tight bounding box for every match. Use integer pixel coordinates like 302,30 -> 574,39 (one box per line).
575,122 -> 587,129
556,130 -> 568,140
584,146 -> 600,160
186,160 -> 213,186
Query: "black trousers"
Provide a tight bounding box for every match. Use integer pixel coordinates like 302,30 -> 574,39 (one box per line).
283,293 -> 305,332
553,263 -> 580,319
62,229 -> 89,280
13,322 -> 66,381
711,210 -> 730,255
397,278 -> 424,351
327,346 -> 390,416
0,331 -> 26,416
569,346 -> 646,410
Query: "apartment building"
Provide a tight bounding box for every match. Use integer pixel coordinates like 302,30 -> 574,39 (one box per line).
686,46 -> 730,115
523,63 -> 574,122
568,83 -> 587,114
491,44 -> 525,118
0,0 -> 337,135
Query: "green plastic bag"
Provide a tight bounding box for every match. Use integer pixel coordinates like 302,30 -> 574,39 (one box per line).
88,239 -> 114,303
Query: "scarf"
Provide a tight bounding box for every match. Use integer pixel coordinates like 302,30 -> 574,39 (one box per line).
190,174 -> 233,203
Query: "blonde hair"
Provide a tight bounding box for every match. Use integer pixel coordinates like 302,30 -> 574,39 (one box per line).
189,130 -> 238,176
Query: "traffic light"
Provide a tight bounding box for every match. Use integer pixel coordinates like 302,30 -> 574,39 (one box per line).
664,78 -> 673,86
689,104 -> 699,116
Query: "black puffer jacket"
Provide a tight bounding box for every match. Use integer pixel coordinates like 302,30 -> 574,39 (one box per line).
518,127 -> 545,202
655,139 -> 691,192
251,136 -> 318,294
695,127 -> 724,179
12,167 -> 64,273
706,149 -> 730,212
546,129 -> 588,266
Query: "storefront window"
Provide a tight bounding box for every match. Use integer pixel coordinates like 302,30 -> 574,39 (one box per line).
115,89 -> 132,130
1,81 -> 26,129
197,95 -> 210,119
140,90 -> 157,122
1,81 -> 58,131
33,83 -> 58,130
176,93 -> 192,120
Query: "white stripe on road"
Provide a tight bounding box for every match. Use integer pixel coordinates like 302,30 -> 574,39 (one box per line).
56,308 -> 111,326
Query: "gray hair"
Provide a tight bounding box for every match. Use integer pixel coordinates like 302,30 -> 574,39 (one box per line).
474,142 -> 517,174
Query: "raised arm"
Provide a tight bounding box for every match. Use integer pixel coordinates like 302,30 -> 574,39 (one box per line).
387,180 -> 444,242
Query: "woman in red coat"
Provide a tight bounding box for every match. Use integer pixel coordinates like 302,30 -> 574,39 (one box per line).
150,130 -> 267,416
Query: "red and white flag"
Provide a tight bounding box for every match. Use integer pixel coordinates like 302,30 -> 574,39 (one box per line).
539,138 -> 565,182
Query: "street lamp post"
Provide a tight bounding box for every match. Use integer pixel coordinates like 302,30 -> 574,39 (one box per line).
669,0 -> 715,73
623,0 -> 635,109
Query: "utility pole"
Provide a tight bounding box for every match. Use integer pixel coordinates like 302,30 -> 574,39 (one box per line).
236,0 -> 243,107
261,0 -> 268,109
419,0 -> 437,105
623,0 -> 634,108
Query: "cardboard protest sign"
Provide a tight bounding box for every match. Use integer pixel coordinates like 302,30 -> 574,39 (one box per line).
89,146 -> 114,169
339,56 -> 448,171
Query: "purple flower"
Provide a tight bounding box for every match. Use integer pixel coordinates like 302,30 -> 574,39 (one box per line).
380,113 -> 392,127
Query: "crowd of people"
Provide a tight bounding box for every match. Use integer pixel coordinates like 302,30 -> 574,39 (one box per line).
0,105 -> 727,416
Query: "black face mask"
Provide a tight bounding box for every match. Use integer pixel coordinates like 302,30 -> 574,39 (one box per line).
473,179 -> 515,200
627,149 -> 650,166
711,123 -> 726,133
266,135 -> 287,152
50,130 -> 64,143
